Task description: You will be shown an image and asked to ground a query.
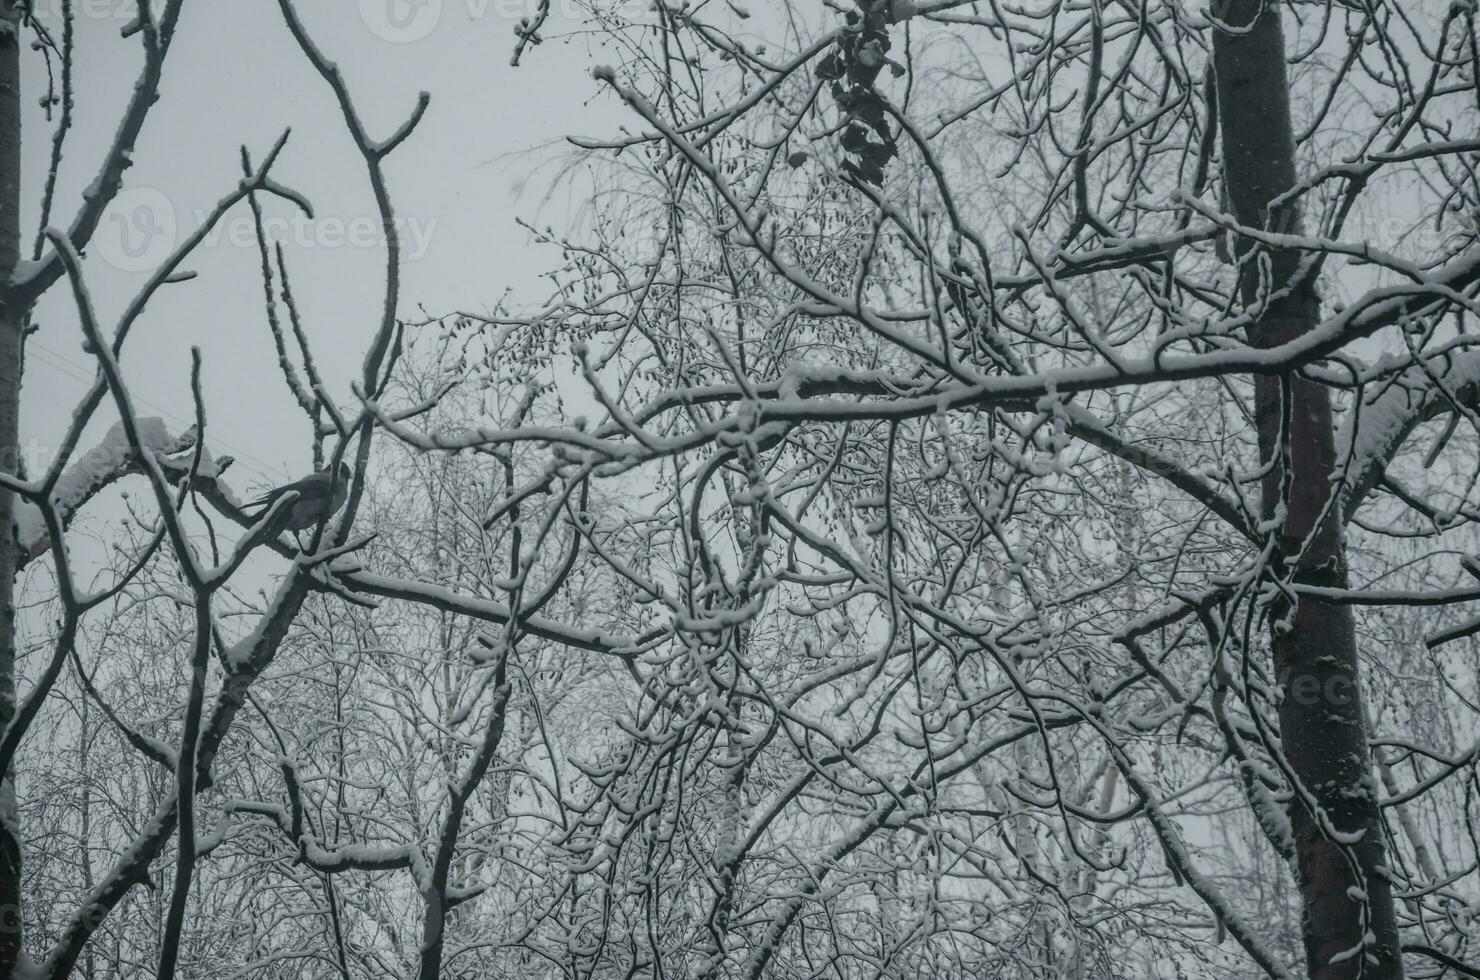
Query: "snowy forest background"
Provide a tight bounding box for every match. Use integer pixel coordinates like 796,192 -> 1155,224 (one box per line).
1,0 -> 1479,977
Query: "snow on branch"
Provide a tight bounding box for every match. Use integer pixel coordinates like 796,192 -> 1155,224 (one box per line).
11,418 -> 211,563
1337,350 -> 1480,523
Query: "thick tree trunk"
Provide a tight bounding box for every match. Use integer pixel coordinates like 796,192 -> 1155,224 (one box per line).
1212,3 -> 1403,978
0,4 -> 22,975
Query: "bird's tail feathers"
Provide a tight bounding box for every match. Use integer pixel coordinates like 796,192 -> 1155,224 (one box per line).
242,488 -> 285,511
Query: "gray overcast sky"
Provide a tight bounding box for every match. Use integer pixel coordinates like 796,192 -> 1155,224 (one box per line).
20,0 -> 629,493
14,1 -> 1436,518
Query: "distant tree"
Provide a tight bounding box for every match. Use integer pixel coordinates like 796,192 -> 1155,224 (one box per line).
393,0 -> 1477,976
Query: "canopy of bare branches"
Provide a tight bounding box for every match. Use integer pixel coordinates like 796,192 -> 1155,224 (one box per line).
3,1 -> 1480,978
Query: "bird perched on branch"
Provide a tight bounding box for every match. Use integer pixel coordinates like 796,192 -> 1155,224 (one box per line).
243,462 -> 352,531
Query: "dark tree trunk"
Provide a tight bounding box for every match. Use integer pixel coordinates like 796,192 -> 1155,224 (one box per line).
1212,3 -> 1403,978
0,3 -> 23,975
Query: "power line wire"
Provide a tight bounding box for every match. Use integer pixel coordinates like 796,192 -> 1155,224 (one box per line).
25,339 -> 297,486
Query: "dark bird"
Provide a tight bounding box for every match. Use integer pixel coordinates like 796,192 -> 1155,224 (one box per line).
244,463 -> 352,531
